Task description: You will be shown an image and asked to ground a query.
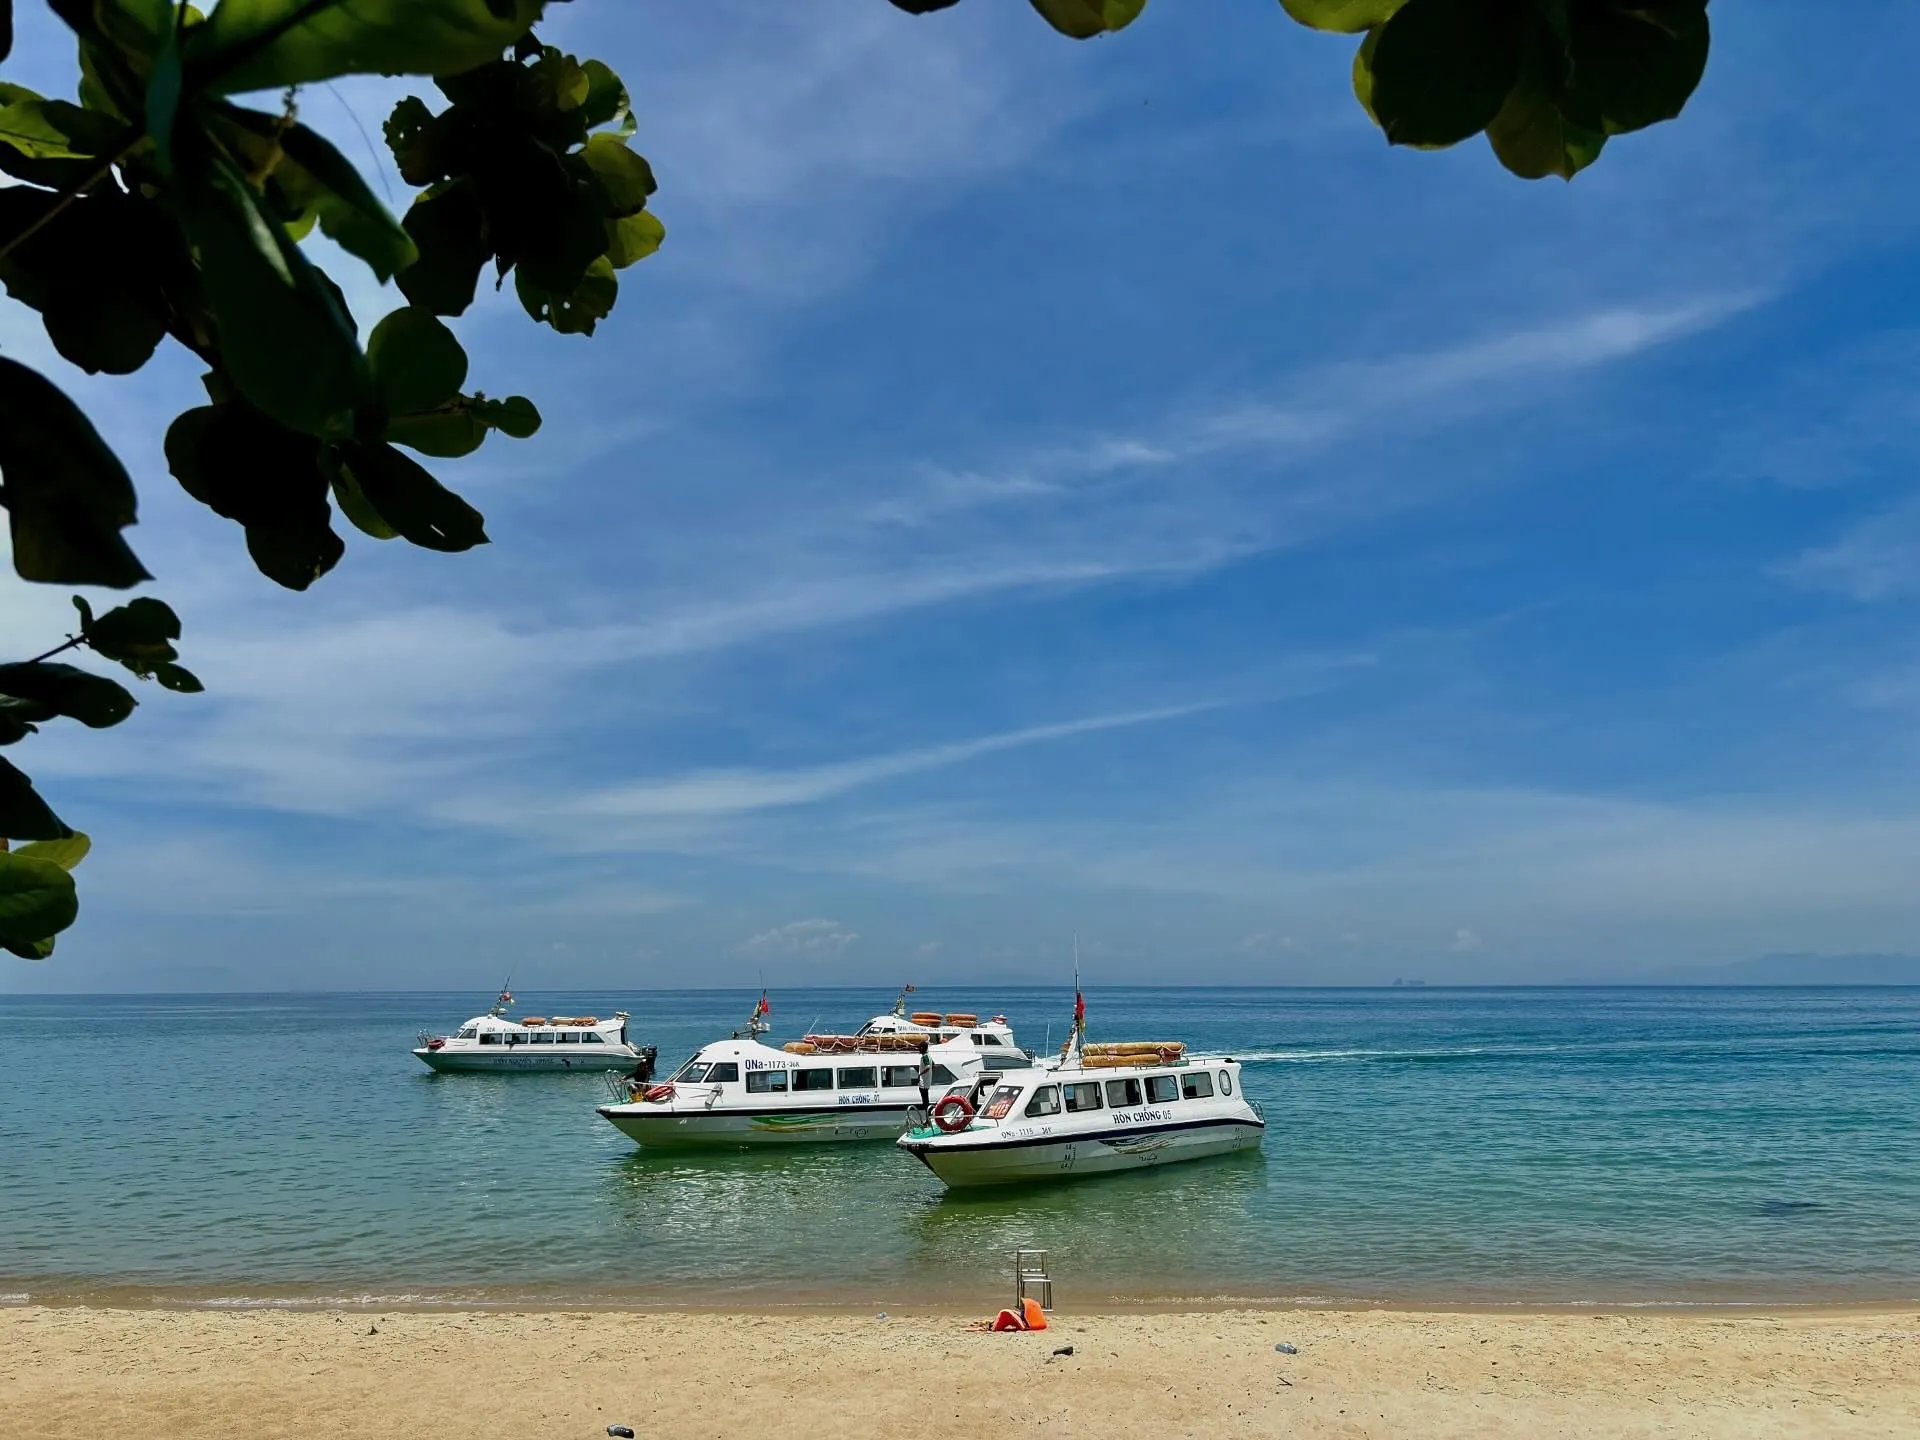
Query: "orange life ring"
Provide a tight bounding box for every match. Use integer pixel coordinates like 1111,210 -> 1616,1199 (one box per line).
642,1083 -> 675,1103
933,1095 -> 975,1133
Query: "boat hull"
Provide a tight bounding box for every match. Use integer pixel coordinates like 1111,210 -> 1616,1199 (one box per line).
597,1102 -> 919,1147
903,1117 -> 1265,1188
414,1047 -> 636,1073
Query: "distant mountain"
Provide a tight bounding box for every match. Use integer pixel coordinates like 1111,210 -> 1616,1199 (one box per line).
1635,953 -> 1920,985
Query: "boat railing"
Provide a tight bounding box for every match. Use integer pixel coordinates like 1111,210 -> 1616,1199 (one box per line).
1248,1099 -> 1266,1123
601,1071 -> 639,1104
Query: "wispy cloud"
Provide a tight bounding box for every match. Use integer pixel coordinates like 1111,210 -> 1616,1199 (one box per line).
739,917 -> 860,955
1780,494 -> 1920,602
578,704 -> 1219,820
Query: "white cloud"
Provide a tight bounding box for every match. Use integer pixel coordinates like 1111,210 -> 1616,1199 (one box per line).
577,704 -> 1217,821
1448,928 -> 1483,952
1780,494 -> 1920,602
740,917 -> 860,955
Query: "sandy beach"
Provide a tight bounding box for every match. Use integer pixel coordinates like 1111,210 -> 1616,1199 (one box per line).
5,1304 -> 1917,1438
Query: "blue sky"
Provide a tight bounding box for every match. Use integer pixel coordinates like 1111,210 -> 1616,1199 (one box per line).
6,1 -> 1920,992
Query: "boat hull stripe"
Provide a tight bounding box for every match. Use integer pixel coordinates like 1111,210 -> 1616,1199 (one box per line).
899,1114 -> 1264,1155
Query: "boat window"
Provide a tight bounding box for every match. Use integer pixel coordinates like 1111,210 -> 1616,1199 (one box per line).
745,1070 -> 789,1094
794,1068 -> 834,1092
583,1034 -> 603,1044
563,1031 -> 583,1044
938,1032 -> 958,1042
532,1031 -> 554,1043
674,1061 -> 711,1083
707,1063 -> 740,1084
1024,1085 -> 1061,1117
981,1085 -> 1023,1120
457,1026 -> 477,1039
1063,1081 -> 1102,1113
837,1067 -> 878,1090
1145,1075 -> 1179,1104
931,1063 -> 957,1085
1219,1071 -> 1234,1096
971,1033 -> 991,1046
1181,1071 -> 1214,1100
1105,1077 -> 1143,1108
479,1032 -> 502,1045
882,1065 -> 920,1088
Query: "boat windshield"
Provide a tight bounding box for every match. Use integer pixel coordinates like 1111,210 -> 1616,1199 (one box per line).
457,1026 -> 477,1039
980,1084 -> 1023,1121
674,1060 -> 712,1083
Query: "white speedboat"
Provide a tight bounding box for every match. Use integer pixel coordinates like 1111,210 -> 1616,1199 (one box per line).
596,992 -> 1031,1148
413,986 -> 643,1072
898,1037 -> 1264,1188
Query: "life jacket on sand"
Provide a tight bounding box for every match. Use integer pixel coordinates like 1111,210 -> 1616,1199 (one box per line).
991,1299 -> 1049,1332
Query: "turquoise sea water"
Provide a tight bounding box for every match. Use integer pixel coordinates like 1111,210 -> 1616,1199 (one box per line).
2,987 -> 1917,1308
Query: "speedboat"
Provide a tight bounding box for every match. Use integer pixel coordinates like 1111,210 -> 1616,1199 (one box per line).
413,985 -> 643,1072
897,1007 -> 1264,1187
596,990 -> 1031,1148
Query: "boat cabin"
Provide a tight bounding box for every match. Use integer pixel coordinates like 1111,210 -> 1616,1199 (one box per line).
452,1014 -> 625,1048
665,1037 -> 972,1099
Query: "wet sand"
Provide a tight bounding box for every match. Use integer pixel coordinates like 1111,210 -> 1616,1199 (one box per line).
6,1304 -> 1918,1438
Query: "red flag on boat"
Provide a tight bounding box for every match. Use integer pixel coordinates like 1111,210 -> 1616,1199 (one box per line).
756,994 -> 770,1016
1074,990 -> 1085,1028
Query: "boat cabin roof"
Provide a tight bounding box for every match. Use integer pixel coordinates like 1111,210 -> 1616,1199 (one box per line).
457,1012 -> 625,1034
683,1033 -> 985,1069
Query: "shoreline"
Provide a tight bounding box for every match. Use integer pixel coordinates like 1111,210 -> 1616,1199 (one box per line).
8,1303 -> 1918,1439
8,1291 -> 1920,1317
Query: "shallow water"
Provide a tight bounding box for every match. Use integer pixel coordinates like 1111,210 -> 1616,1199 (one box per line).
2,987 -> 1917,1306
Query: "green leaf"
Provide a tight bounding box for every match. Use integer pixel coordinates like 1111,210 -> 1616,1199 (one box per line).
213,105 -> 417,280
384,408 -> 488,459
383,95 -> 446,186
1485,22 -> 1606,180
5,936 -> 57,961
146,23 -> 185,172
0,663 -> 137,728
1278,0 -> 1403,34
474,394 -> 540,439
0,758 -> 70,841
1560,1 -> 1709,137
190,0 -> 549,95
334,440 -> 488,552
0,357 -> 150,587
1367,0 -> 1528,148
0,187 -> 175,375
0,698 -> 45,745
367,307 -> 468,415
0,95 -> 126,158
176,145 -> 370,437
605,209 -> 664,270
16,831 -> 91,871
155,662 -> 204,693
396,184 -> 489,316
1352,24 -> 1381,122
165,402 -> 344,590
328,461 -> 400,539
0,850 -> 79,947
78,596 -> 182,667
577,133 -> 654,218
1026,0 -> 1148,39
515,255 -> 615,335
578,59 -> 629,131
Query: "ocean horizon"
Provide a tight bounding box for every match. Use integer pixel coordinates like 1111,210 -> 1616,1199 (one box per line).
4,986 -> 1917,1310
